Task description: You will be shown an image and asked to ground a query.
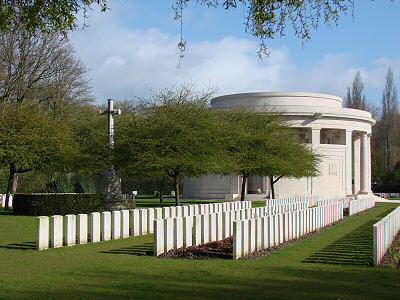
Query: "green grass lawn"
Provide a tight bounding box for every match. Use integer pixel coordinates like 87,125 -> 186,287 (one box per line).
0,203 -> 399,299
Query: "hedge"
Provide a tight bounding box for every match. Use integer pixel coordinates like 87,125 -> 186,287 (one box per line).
13,193 -> 104,216
373,185 -> 400,193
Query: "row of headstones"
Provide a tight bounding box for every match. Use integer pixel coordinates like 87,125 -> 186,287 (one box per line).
153,203 -> 314,256
233,202 -> 344,259
348,197 -> 375,216
265,196 -> 320,207
252,202 -> 309,217
154,208 -> 256,256
0,194 -> 13,208
316,198 -> 347,208
373,205 -> 400,266
162,201 -> 251,219
375,192 -> 400,198
37,201 -> 252,250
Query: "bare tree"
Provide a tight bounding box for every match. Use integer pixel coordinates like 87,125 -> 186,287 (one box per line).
0,24 -> 92,208
0,25 -> 92,107
381,67 -> 399,173
345,71 -> 366,110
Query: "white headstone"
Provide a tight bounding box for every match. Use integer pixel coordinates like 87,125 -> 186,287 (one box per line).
209,213 -> 217,242
213,203 -> 219,213
175,206 -> 182,218
233,220 -> 242,259
188,205 -> 195,216
155,208 -> 163,220
163,207 -> 170,219
37,216 -> 49,250
51,215 -> 63,248
193,205 -> 199,216
77,214 -> 88,244
216,213 -> 223,241
65,214 -> 76,246
139,209 -> 148,235
130,209 -> 140,236
164,218 -> 174,252
248,219 -> 256,254
91,212 -> 101,243
169,207 -> 176,218
8,194 -> 13,208
261,217 -> 268,249
112,211 -> 121,239
154,219 -> 164,256
269,215 -> 275,246
183,216 -> 193,248
255,218 -> 262,251
121,210 -> 129,238
102,211 -> 111,241
222,211 -> 230,238
201,214 -> 209,244
193,215 -> 202,246
147,208 -> 155,234
174,218 -> 183,249
241,220 -> 249,256
278,214 -> 284,244
182,206 -> 189,217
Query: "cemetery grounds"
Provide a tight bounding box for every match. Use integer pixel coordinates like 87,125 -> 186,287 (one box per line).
0,199 -> 399,299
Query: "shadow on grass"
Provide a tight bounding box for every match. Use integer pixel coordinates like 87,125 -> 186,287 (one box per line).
0,241 -> 36,250
8,265 -> 399,300
303,205 -> 396,266
100,242 -> 154,256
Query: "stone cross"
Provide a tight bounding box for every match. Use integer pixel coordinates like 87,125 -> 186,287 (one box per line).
100,99 -> 121,148
99,99 -> 128,210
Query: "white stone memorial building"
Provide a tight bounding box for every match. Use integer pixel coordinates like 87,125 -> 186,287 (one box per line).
183,92 -> 375,200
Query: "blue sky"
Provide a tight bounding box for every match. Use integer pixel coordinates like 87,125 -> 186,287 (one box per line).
70,0 -> 400,106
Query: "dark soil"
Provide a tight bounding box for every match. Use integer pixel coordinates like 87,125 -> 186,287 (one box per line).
380,232 -> 400,269
158,220 -> 342,260
159,237 -> 234,259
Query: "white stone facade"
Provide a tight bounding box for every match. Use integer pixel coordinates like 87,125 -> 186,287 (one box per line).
183,92 -> 375,200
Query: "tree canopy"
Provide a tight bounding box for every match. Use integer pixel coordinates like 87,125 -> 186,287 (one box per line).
1,1 -> 355,56
114,84 -> 320,203
0,102 -> 77,207
114,85 -> 219,205
216,109 -> 320,200
0,0 -> 107,33
0,24 -> 97,207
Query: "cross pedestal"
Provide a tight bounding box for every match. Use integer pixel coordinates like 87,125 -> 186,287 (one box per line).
98,99 -> 134,210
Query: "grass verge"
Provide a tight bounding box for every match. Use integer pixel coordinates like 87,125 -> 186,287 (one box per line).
0,203 -> 399,299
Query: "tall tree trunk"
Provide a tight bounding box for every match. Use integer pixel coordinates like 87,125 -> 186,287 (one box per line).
240,174 -> 248,202
159,185 -> 164,203
5,162 -> 18,209
174,174 -> 180,206
270,176 -> 275,200
270,175 -> 283,200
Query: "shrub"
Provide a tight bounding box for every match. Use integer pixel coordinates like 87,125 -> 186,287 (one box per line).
13,193 -> 104,216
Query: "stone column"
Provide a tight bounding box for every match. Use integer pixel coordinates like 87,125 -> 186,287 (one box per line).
345,130 -> 353,195
360,132 -> 369,194
311,128 -> 321,149
368,134 -> 372,192
353,134 -> 361,194
311,128 -> 321,196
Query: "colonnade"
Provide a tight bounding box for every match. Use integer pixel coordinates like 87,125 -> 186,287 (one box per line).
312,128 -> 372,196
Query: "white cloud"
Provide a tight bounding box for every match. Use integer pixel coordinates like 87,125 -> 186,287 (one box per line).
69,8 -> 400,105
